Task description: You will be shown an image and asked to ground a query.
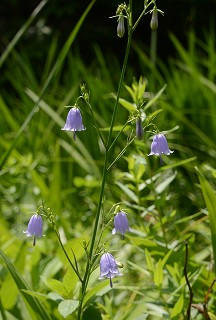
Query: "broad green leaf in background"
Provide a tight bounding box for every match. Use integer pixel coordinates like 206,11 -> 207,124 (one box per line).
41,278 -> 69,298
115,181 -> 139,203
0,249 -> 51,320
209,312 -> 216,320
154,259 -> 163,287
145,249 -> 154,272
58,300 -> 79,318
118,98 -> 137,112
196,167 -> 216,275
144,84 -> 167,111
170,294 -> 184,318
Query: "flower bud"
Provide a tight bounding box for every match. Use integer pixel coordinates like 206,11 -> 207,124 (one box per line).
117,15 -> 125,38
150,9 -> 158,31
136,117 -> 144,140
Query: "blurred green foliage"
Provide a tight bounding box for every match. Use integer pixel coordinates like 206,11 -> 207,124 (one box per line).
0,0 -> 216,319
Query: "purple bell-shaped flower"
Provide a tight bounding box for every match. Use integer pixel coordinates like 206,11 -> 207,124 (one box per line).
61,107 -> 86,140
112,211 -> 131,238
24,213 -> 43,246
148,133 -> 173,164
99,253 -> 122,288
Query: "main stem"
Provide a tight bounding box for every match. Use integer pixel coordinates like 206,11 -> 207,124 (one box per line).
77,6 -> 133,319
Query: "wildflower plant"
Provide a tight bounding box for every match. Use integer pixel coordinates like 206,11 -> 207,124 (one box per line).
1,0 -> 216,317
5,0 -> 213,319
55,1 -> 173,318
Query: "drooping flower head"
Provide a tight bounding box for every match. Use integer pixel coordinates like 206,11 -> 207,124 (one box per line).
112,211 -> 131,238
117,14 -> 125,38
148,133 -> 173,164
24,213 -> 43,246
61,107 -> 85,140
99,253 -> 122,288
150,8 -> 158,30
136,117 -> 144,140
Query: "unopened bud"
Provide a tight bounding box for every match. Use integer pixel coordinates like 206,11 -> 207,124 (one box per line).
116,261 -> 124,268
150,9 -> 158,31
117,15 -> 125,38
136,117 -> 144,140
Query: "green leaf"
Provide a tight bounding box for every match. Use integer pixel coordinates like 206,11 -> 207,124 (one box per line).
115,181 -> 139,203
196,167 -> 216,275
154,259 -> 163,287
170,294 -> 184,318
83,280 -> 113,306
118,98 -> 137,112
155,171 -> 177,194
0,249 -> 51,320
42,278 -> 68,298
145,249 -> 154,272
58,300 -> 79,318
144,84 -> 167,111
63,267 -> 79,295
160,156 -> 197,171
208,312 -> 216,320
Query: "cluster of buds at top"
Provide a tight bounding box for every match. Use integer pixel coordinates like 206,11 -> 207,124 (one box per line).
111,3 -> 128,38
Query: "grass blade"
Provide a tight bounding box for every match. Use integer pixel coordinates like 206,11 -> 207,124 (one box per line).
0,0 -> 48,68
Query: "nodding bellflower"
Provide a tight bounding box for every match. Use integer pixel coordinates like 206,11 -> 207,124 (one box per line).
61,107 -> 85,140
148,133 -> 173,164
24,213 -> 43,246
99,253 -> 122,288
112,211 -> 131,238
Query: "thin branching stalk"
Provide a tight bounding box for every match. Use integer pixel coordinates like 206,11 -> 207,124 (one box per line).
77,1 -> 133,318
184,242 -> 193,320
54,228 -> 83,283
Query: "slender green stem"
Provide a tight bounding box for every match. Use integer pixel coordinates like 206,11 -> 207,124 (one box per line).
150,30 -> 157,66
106,28 -> 133,150
55,228 -> 83,283
77,2 -> 133,318
107,136 -> 135,171
132,1 -> 153,31
84,99 -> 106,147
108,120 -> 129,152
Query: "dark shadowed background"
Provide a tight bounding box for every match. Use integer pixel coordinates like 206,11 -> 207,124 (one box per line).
0,0 -> 216,66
